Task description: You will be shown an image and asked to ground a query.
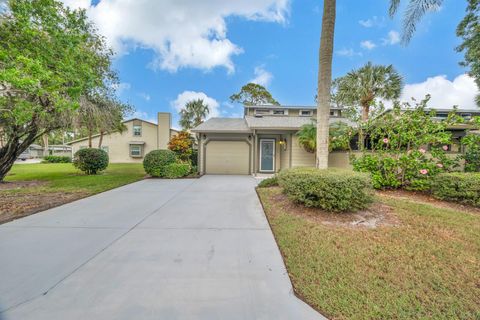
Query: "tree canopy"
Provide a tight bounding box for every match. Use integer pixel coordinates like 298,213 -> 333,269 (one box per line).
230,83 -> 279,106
179,99 -> 209,131
0,0 -> 117,180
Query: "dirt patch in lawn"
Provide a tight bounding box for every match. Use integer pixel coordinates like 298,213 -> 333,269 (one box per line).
262,187 -> 399,229
378,189 -> 480,214
0,191 -> 88,224
0,180 -> 47,190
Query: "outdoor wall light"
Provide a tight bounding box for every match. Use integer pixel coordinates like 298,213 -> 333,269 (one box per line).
279,138 -> 287,151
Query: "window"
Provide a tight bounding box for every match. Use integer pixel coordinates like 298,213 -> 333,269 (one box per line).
101,146 -> 109,154
133,124 -> 142,136
255,109 -> 271,115
299,110 -> 312,117
461,113 -> 472,120
130,145 -> 143,157
273,110 -> 286,115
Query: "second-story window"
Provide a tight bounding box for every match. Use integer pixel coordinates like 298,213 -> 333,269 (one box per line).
133,124 -> 142,136
273,110 -> 286,115
299,110 -> 312,116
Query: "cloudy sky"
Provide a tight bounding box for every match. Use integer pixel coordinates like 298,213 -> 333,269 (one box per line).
63,0 -> 479,126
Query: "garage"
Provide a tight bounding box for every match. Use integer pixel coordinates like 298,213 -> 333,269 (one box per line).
205,140 -> 250,175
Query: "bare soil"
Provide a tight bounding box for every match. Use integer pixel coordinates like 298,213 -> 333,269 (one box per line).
0,180 -> 47,190
266,187 -> 400,229
0,190 -> 88,224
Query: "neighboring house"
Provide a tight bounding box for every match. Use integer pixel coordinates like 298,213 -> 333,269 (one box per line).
192,105 -> 352,175
68,112 -> 177,163
17,144 -> 44,160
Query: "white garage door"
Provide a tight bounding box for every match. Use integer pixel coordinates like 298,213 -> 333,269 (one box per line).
205,141 -> 250,175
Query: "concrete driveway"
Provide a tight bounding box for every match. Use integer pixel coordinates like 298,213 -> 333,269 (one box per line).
0,176 -> 324,320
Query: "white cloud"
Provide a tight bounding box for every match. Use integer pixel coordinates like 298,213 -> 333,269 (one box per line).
358,16 -> 385,28
360,40 -> 376,50
64,0 -> 289,73
62,0 -> 90,9
382,30 -> 400,45
336,48 -> 362,57
138,92 -> 151,101
249,65 -> 273,86
400,74 -> 479,109
171,91 -> 220,118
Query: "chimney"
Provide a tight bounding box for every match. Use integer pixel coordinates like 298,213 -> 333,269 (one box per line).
157,112 -> 171,149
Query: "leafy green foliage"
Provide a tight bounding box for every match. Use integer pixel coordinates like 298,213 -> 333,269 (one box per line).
257,176 -> 278,188
163,163 -> 191,179
143,149 -> 177,177
0,0 -> 115,180
334,62 -> 403,121
352,97 -> 460,190
230,83 -> 279,106
432,172 -> 480,207
461,133 -> 480,172
42,155 -> 71,163
277,167 -> 373,212
179,99 -> 209,130
456,0 -> 480,106
168,131 -> 193,161
296,121 -> 355,153
73,148 -> 109,175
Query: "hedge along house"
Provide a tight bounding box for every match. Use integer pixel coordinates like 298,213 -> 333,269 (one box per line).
192,105 -> 353,175
68,113 -> 177,163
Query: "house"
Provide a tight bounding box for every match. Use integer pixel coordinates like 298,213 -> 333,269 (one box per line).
68,112 -> 177,163
191,105 -> 352,175
17,144 -> 44,160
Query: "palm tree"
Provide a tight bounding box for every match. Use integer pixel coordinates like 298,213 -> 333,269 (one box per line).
389,0 -> 443,44
179,99 -> 209,131
297,123 -> 317,153
316,0 -> 336,169
335,62 -> 403,122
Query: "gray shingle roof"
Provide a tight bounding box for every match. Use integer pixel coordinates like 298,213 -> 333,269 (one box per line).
191,118 -> 251,133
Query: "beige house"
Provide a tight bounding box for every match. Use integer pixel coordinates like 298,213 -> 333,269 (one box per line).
192,105 -> 352,175
68,112 -> 177,163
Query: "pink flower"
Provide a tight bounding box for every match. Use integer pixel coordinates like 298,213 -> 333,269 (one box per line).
442,145 -> 449,151
436,163 -> 444,168
419,169 -> 428,175
383,138 -> 389,144
419,148 -> 426,154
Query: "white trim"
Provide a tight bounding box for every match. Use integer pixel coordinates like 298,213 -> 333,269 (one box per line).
259,138 -> 275,172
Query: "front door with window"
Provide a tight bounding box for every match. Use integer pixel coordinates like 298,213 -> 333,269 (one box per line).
260,139 -> 275,172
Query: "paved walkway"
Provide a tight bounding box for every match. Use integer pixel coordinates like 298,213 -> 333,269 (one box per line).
0,176 -> 324,320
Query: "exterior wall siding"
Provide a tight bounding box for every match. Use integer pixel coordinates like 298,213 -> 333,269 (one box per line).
291,135 -> 316,167
70,121 -> 159,163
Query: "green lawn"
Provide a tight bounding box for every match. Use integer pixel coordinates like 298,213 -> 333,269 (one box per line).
258,187 -> 480,320
1,163 -> 146,223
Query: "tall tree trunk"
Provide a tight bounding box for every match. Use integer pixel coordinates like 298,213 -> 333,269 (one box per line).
316,0 -> 336,169
358,103 -> 370,151
88,130 -> 93,148
98,131 -> 104,148
42,133 -> 49,156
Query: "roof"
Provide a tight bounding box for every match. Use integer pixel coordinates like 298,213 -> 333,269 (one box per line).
191,118 -> 251,133
244,104 -> 343,110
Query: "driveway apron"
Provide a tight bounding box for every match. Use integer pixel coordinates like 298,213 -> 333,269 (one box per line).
0,175 -> 325,320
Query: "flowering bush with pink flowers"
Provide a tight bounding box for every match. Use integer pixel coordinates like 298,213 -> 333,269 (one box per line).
352,97 -> 461,190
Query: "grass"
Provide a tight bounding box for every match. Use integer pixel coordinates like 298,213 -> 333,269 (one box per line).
1,163 -> 146,223
258,187 -> 480,320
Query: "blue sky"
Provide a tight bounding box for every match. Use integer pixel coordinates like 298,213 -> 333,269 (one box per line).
66,0 -> 478,127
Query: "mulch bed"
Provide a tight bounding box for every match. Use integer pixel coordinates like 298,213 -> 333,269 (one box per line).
265,187 -> 400,229
0,189 -> 88,224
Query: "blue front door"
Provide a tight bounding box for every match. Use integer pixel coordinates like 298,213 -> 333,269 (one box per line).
260,139 -> 275,172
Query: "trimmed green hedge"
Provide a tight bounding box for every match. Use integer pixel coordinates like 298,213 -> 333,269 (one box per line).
277,167 -> 373,212
73,148 -> 108,174
143,150 -> 177,177
42,155 -> 71,163
163,163 -> 191,179
257,176 -> 278,188
432,173 -> 480,207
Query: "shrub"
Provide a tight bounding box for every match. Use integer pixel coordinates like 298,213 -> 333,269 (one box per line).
73,148 -> 108,174
277,167 -> 373,212
163,162 -> 191,179
431,173 -> 480,207
143,149 -> 177,177
257,176 -> 278,188
168,131 -> 193,161
42,155 -> 71,163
